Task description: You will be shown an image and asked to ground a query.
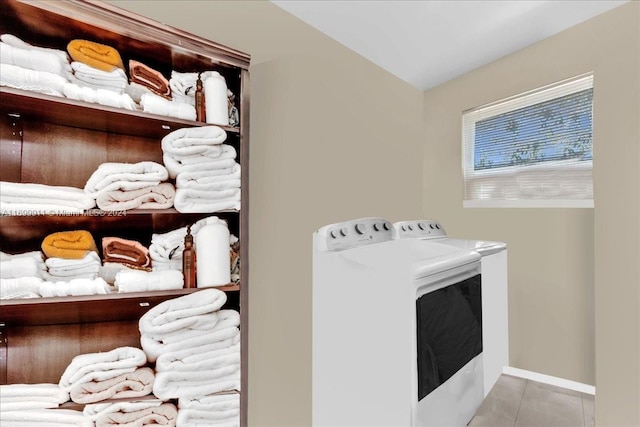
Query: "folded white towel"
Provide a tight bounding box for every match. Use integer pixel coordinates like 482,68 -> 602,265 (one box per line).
96,182 -> 175,211
1,34 -> 71,75
174,188 -> 241,213
176,407 -> 239,426
138,288 -> 227,333
45,252 -> 101,279
1,181 -> 96,213
0,42 -> 70,80
0,63 -> 68,97
125,81 -> 153,103
169,70 -> 219,100
140,92 -> 196,121
0,257 -> 43,279
176,163 -> 241,189
0,383 -> 70,409
163,146 -> 236,180
178,391 -> 240,410
59,346 -> 147,391
141,310 -> 240,363
84,161 -> 168,195
98,262 -> 135,285
69,366 -> 155,404
94,402 -> 177,427
155,342 -> 240,373
153,366 -> 240,400
71,61 -> 127,91
63,82 -> 136,110
0,408 -> 92,426
83,399 -> 163,419
115,269 -> 183,293
0,276 -> 43,299
38,277 -> 111,297
162,125 -> 228,153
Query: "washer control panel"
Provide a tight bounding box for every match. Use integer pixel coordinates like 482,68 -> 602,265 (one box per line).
392,219 -> 446,239
315,217 -> 393,251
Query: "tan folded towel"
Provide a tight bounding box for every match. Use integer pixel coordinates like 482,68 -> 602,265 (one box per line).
41,230 -> 98,260
129,59 -> 171,99
95,402 -> 177,427
67,39 -> 124,72
102,236 -> 151,269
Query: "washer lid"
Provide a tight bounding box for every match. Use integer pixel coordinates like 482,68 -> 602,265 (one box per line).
433,238 -> 507,256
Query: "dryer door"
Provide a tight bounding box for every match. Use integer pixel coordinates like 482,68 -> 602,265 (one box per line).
412,257 -> 484,427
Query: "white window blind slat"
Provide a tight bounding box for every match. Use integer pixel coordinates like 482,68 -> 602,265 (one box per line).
462,73 -> 594,208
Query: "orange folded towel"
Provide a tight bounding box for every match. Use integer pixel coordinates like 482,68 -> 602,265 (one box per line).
42,230 -> 99,260
67,39 -> 124,72
102,236 -> 151,270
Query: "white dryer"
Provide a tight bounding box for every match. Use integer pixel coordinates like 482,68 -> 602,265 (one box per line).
393,220 -> 509,397
313,217 -> 485,427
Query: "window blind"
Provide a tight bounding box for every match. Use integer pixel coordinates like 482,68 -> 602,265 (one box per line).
462,73 -> 594,208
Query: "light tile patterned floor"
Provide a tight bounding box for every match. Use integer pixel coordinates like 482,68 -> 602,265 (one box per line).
468,374 -> 595,427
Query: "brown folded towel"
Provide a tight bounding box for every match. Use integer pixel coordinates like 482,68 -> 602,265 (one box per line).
102,236 -> 151,270
129,59 -> 171,99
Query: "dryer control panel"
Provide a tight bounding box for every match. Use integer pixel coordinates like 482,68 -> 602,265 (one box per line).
393,219 -> 447,239
315,217 -> 393,251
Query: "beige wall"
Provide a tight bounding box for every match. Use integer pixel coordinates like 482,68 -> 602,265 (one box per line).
109,1 -> 424,426
423,2 -> 639,426
110,1 -> 639,426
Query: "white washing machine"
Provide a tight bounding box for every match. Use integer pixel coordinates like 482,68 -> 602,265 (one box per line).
313,217 -> 485,427
394,220 -> 509,397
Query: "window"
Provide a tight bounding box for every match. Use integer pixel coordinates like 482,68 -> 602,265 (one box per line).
462,74 -> 593,208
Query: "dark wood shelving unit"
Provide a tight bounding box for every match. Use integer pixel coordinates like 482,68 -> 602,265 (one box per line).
0,1 -> 250,424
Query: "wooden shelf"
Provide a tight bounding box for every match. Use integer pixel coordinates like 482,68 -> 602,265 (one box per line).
0,88 -> 240,138
0,285 -> 240,326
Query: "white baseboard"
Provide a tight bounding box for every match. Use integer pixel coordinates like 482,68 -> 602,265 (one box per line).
503,366 -> 596,395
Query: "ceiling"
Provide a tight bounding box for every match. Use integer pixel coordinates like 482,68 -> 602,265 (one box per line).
271,0 -> 628,90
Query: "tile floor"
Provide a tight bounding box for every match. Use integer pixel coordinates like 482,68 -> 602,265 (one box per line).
468,374 -> 594,427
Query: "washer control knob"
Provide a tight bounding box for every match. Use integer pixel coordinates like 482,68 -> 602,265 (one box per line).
330,230 -> 337,238
373,223 -> 383,232
418,223 -> 425,230
407,224 -> 414,231
429,224 -> 435,229
340,227 -> 348,237
383,222 -> 390,230
435,224 -> 440,229
355,223 -> 366,234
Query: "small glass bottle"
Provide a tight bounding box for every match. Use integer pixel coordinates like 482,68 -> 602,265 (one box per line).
182,225 -> 196,288
195,73 -> 206,122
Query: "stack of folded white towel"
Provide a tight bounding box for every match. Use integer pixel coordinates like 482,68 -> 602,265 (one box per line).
0,34 -> 71,97
59,346 -> 153,404
44,251 -> 101,281
0,408 -> 92,427
169,70 -> 218,107
162,126 -> 241,213
84,399 -> 178,427
139,288 -> 240,425
84,161 -> 176,211
69,61 -> 127,93
0,181 -> 96,215
177,392 -> 240,426
0,383 -> 69,411
1,251 -> 46,299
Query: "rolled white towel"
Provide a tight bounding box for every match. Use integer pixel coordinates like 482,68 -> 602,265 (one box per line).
69,366 -> 155,404
63,82 -> 136,110
115,269 -> 183,293
59,346 -> 147,391
96,182 -> 175,211
0,62 -> 68,97
140,92 -> 196,121
84,161 -> 168,195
